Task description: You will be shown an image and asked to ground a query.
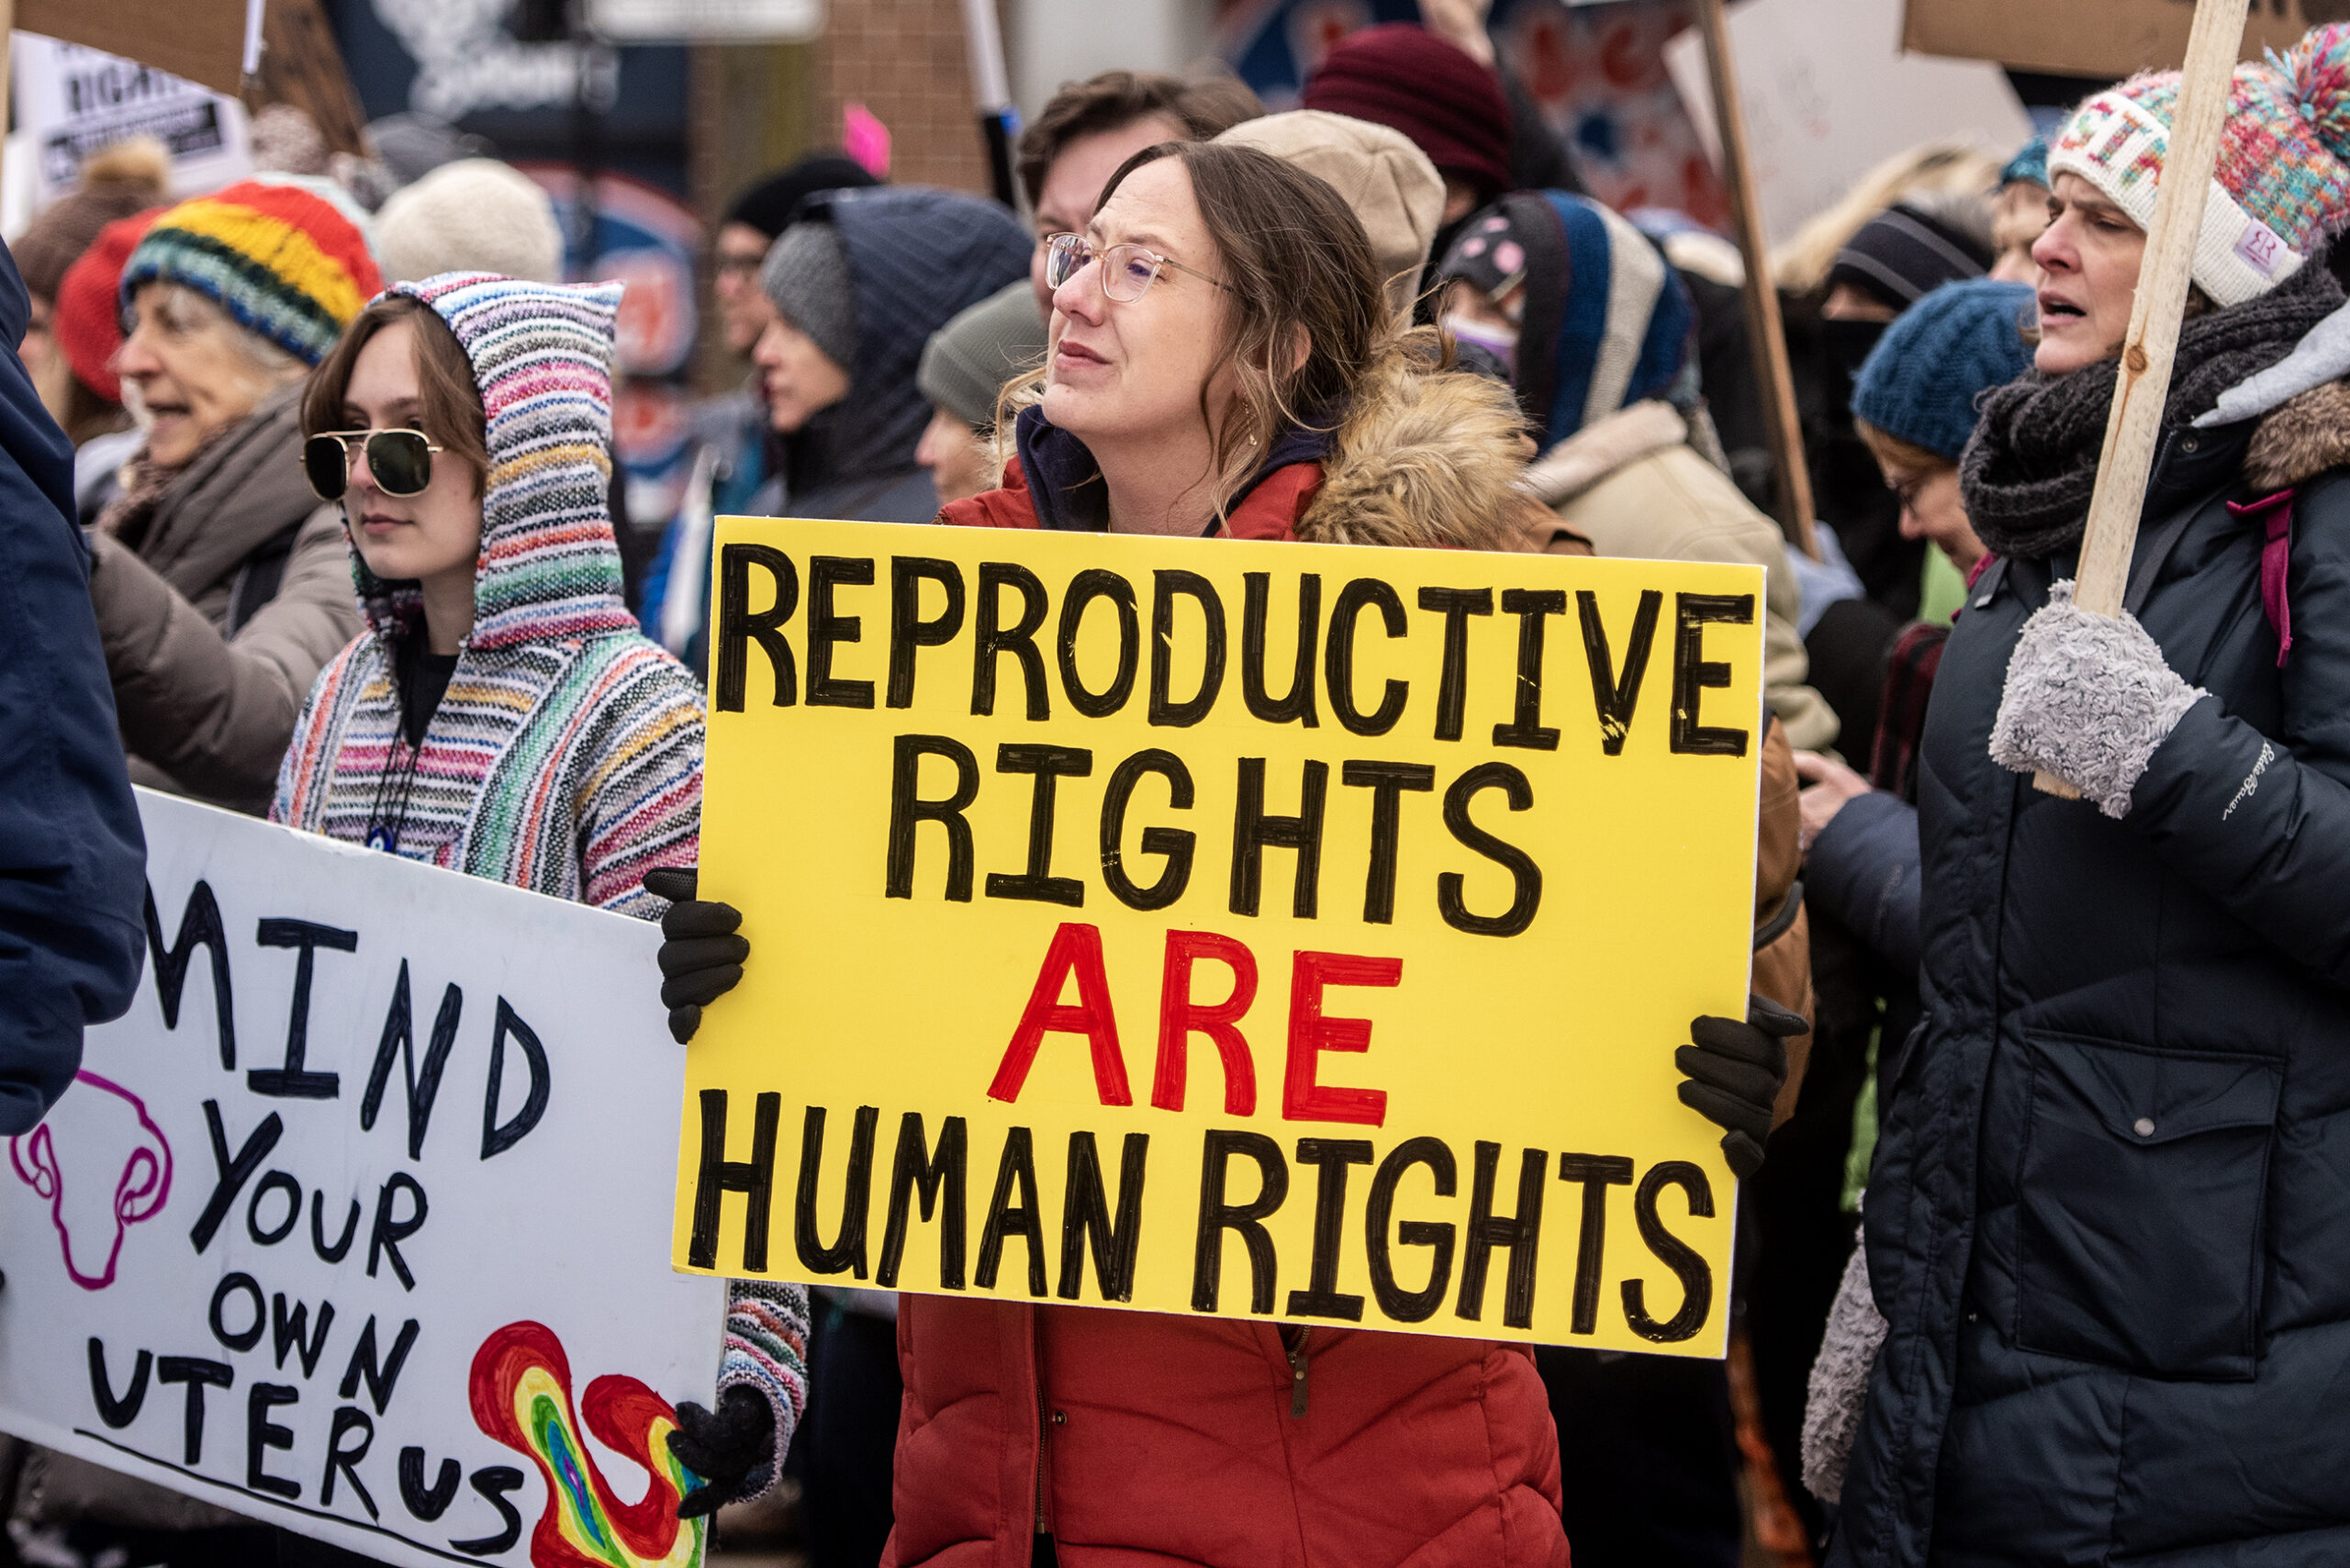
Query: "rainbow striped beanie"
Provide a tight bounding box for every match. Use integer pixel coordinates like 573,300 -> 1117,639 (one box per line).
2050,23 -> 2350,308
120,177 -> 382,365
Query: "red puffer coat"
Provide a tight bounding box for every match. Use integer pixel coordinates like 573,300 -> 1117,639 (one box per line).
891,367 -> 1569,1568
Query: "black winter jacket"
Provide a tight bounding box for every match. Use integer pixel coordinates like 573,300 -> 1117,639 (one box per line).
1831,384 -> 2350,1566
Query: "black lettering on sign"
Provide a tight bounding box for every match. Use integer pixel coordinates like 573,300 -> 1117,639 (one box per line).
1058,569 -> 1140,717
1415,588 -> 1493,741
480,1000 -> 549,1159
1438,765 -> 1542,937
366,1173 -> 428,1290
877,1113 -> 968,1291
193,1100 -> 282,1253
688,1089 -> 779,1271
795,1104 -> 879,1278
887,557 -> 966,709
251,918 -> 356,1098
1492,588 -> 1566,751
1148,570 -> 1225,727
246,1382 -> 301,1499
1099,749 -> 1195,912
972,562 -> 1051,720
1576,589 -> 1662,756
1454,1143 -> 1546,1330
806,556 -> 878,709
87,1338 -> 151,1428
1285,1137 -> 1373,1321
1340,762 -> 1435,924
1241,572 -> 1320,727
450,1465 -> 525,1556
1670,593 -> 1753,756
1556,1153 -> 1634,1335
886,735 -> 980,902
210,1271 -> 265,1351
271,1293 -> 335,1378
1364,1137 -> 1456,1324
146,880 -> 234,1069
312,1190 -> 362,1263
1622,1160 -> 1714,1343
987,745 -> 1092,906
975,1126 -> 1046,1295
339,1316 -> 420,1417
712,543 -> 798,713
1192,1129 -> 1287,1313
246,1170 -> 300,1245
321,1406 -> 377,1518
398,1446 -> 463,1520
361,961 -> 461,1160
1326,578 -> 1408,737
156,1356 -> 232,1464
1230,758 -> 1327,919
1058,1131 -> 1148,1302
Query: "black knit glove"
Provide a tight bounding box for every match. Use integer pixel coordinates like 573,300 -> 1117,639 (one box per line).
1676,996 -> 1808,1179
644,868 -> 748,1045
667,1384 -> 775,1519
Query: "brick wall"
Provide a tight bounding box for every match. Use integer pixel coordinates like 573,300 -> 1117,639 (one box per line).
820,0 -> 998,194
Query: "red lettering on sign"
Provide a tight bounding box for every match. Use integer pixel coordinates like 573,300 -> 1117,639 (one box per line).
1282,950 -> 1402,1126
1152,931 -> 1259,1115
988,922 -> 1133,1106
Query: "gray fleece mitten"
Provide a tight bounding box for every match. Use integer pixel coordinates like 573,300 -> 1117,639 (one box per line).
1802,1239 -> 1888,1506
1989,580 -> 2206,819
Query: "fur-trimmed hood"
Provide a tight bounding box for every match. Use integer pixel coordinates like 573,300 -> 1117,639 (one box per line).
1291,346 -> 1532,550
2245,378 -> 2350,490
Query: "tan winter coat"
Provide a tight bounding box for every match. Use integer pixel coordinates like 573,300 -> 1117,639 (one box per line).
1522,398 -> 1839,752
86,384 -> 360,813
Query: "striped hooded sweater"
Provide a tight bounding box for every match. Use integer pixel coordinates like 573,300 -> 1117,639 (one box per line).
271,273 -> 807,1494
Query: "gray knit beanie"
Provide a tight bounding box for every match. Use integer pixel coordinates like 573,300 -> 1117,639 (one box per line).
761,218 -> 857,371
918,279 -> 1048,429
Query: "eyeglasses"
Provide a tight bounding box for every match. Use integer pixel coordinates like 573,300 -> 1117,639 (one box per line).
303,430 -> 445,501
1043,233 -> 1232,304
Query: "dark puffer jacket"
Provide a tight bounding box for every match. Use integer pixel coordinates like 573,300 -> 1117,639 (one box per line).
1830,377 -> 2350,1564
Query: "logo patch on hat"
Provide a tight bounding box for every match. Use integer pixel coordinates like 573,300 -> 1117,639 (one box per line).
2236,220 -> 2286,276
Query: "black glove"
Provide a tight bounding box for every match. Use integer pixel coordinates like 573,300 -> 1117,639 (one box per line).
667,1383 -> 775,1519
1676,995 -> 1808,1179
644,867 -> 748,1045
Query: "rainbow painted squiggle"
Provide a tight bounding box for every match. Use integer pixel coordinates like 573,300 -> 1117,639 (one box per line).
469,1321 -> 705,1568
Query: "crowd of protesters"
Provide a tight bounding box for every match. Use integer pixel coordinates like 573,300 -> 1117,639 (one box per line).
10,11 -> 2350,1568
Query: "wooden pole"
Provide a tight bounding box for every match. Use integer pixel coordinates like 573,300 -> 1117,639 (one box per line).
0,0 -> 16,215
2034,0 -> 2249,796
1694,0 -> 1818,560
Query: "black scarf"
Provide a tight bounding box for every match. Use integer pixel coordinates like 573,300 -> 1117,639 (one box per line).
1959,258 -> 2344,559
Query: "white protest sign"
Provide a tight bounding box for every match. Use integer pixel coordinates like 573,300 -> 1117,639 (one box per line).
13,34 -> 252,211
1662,0 -> 2032,247
0,790 -> 722,1568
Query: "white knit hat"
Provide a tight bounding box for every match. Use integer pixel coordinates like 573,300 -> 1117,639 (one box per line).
375,159 -> 565,286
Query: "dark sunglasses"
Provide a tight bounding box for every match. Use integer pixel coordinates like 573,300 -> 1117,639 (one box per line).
303,429 -> 446,501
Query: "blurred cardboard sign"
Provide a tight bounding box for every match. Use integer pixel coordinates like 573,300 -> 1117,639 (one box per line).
1902,0 -> 2349,78
14,35 -> 252,208
16,0 -> 257,97
586,0 -> 823,39
1664,0 -> 2032,247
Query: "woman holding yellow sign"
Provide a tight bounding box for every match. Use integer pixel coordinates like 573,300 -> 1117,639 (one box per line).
652,140 -> 1806,1565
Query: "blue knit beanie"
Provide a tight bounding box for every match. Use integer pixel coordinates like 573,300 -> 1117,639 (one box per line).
1852,278 -> 2036,462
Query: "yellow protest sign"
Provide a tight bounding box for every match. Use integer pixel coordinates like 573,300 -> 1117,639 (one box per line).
674,516 -> 1765,1358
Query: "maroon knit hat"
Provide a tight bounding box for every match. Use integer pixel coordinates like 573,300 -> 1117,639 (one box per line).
1303,24 -> 1512,203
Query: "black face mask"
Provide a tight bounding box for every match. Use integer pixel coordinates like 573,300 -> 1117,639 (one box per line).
1818,316 -> 1891,422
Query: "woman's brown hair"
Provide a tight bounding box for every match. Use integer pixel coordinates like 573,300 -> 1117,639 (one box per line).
1006,140 -> 1389,524
301,294 -> 490,496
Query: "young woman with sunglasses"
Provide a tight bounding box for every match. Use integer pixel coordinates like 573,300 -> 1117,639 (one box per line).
274,274 -> 809,1506
654,141 -> 1808,1566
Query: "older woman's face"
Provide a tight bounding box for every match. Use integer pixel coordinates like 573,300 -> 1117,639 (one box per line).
2032,173 -> 2147,376
1043,157 -> 1231,457
118,284 -> 300,467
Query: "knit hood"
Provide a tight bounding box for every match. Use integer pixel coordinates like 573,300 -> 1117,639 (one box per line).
361,272 -> 641,652
781,188 -> 1031,496
1438,191 -> 1696,448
